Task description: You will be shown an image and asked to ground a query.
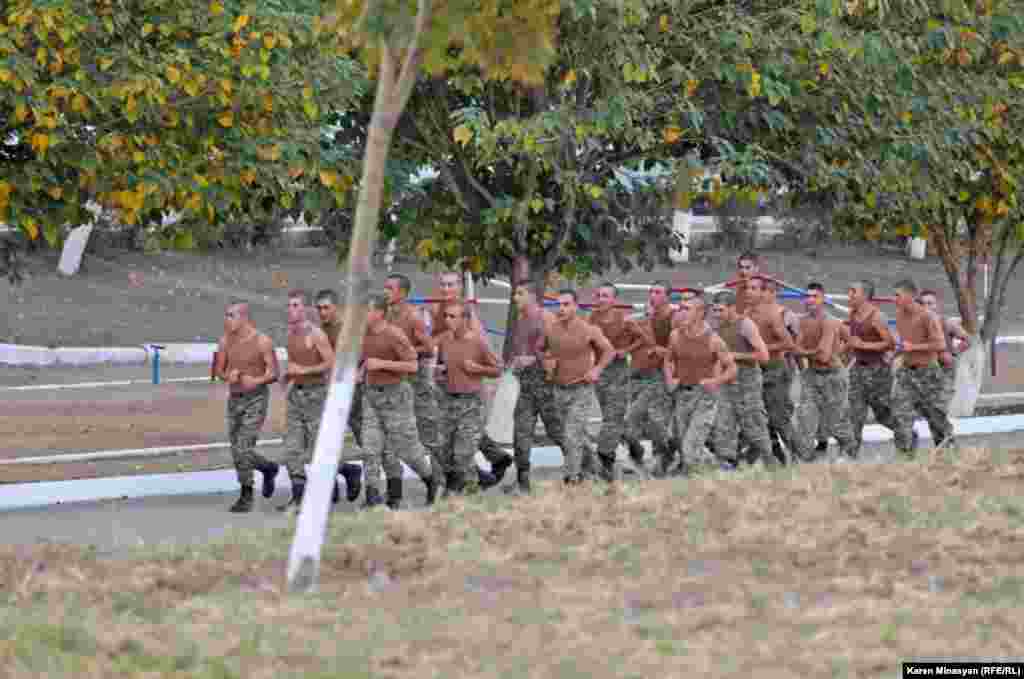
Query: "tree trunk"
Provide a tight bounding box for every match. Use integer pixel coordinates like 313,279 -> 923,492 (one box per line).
949,335 -> 988,418
286,6 -> 429,591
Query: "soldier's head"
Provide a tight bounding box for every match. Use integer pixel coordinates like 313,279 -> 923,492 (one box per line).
919,289 -> 940,314
848,280 -> 875,310
384,274 -> 412,305
805,282 -> 826,315
737,251 -> 760,280
556,288 -> 579,322
442,301 -> 472,335
438,271 -> 462,302
595,281 -> 618,311
747,275 -> 766,303
712,289 -> 739,321
677,290 -> 707,325
513,283 -> 537,313
893,279 -> 919,311
223,300 -> 250,334
315,289 -> 339,325
366,293 -> 390,325
287,289 -> 310,326
649,280 -> 671,311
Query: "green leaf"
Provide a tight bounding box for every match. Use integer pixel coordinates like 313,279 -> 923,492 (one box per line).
172,230 -> 195,250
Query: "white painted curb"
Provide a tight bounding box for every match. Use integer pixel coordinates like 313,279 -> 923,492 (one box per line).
0,342 -> 292,367
2,414 -> 1022,511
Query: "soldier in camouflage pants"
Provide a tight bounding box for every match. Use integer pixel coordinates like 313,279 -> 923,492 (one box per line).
362,381 -> 437,507
438,392 -> 486,494
891,363 -> 952,455
673,385 -> 720,471
713,365 -> 776,468
623,373 -> 673,473
848,362 -> 900,452
228,385 -> 278,487
281,383 -> 328,483
513,365 -> 565,489
553,383 -> 597,480
799,367 -> 857,458
594,357 -> 630,479
762,361 -> 807,462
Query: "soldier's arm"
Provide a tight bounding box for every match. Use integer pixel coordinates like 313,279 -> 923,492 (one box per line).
763,312 -> 796,353
907,314 -> 947,353
472,339 -> 503,378
590,325 -> 615,373
736,318 -> 770,363
662,331 -> 679,388
373,330 -> 418,374
257,335 -> 278,385
214,337 -> 230,381
299,328 -> 335,377
792,321 -> 815,357
815,320 -> 839,365
854,310 -> 895,352
705,336 -> 737,387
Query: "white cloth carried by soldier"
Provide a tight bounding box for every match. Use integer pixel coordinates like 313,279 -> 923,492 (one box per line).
485,369 -> 520,445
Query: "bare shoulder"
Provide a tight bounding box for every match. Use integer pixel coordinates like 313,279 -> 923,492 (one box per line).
256,333 -> 274,349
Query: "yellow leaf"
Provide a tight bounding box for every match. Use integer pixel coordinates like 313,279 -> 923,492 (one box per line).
659,14 -> 669,32
900,111 -> 912,124
30,133 -> 50,154
748,71 -> 762,98
263,33 -> 277,49
240,169 -> 256,186
99,57 -> 114,71
71,94 -> 88,113
529,197 -> 544,213
302,85 -> 313,100
142,23 -> 153,37
319,170 -> 337,188
36,47 -> 46,67
219,79 -> 232,95
453,124 -> 472,146
183,80 -> 200,97
133,151 -> 145,163
686,79 -> 699,97
0,68 -> 10,82
14,102 -> 28,123
262,93 -> 274,112
415,238 -> 435,259
819,62 -> 830,76
166,65 -> 181,84
22,217 -> 39,241
663,126 -> 682,143
233,14 -> 250,33
587,184 -> 604,199
210,0 -> 224,16
0,181 -> 10,203
998,50 -> 1015,65
218,111 -> 233,127
47,185 -> 62,200
562,69 -> 576,86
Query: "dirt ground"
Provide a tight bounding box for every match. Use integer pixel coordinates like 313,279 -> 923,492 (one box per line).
1,447 -> 1023,678
3,243 -> 1022,348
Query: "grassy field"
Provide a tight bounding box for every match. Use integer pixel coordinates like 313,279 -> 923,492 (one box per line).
2,446 -> 1023,678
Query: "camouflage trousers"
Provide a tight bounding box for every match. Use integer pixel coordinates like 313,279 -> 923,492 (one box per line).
761,360 -> 805,460
624,372 -> 672,452
942,359 -> 957,407
280,383 -> 328,482
362,381 -> 434,491
595,358 -> 630,458
799,368 -> 855,454
672,385 -> 719,469
553,382 -> 597,479
410,359 -> 442,459
438,392 -> 485,494
892,363 -> 954,453
226,385 -> 274,485
513,366 -> 564,472
848,362 -> 900,452
713,365 -> 774,464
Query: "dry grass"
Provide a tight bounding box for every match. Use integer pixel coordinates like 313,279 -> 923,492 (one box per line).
2,447 -> 1024,678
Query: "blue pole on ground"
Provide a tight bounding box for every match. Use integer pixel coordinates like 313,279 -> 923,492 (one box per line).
150,344 -> 165,385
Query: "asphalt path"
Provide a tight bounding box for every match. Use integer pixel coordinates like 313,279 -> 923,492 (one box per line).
3,431 -> 1023,555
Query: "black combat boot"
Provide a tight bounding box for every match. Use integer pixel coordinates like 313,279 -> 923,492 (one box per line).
422,466 -> 442,506
481,454 -> 513,489
514,467 -> 531,494
277,481 -> 304,512
363,485 -> 385,508
386,477 -> 403,510
257,461 -> 279,498
597,452 -> 617,482
339,463 -> 362,502
229,484 -> 254,513
443,471 -> 458,498
627,441 -> 646,472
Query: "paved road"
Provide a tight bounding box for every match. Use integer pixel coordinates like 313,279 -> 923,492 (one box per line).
3,430 -> 1023,554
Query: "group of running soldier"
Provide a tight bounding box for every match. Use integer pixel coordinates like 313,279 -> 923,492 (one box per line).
213,252 -> 967,513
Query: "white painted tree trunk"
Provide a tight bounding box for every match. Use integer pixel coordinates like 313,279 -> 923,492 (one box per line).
949,335 -> 987,418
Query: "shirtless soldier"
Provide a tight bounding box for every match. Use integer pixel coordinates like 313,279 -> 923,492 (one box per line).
214,301 -> 281,512
432,271 -> 514,488
543,289 -> 614,484
314,289 -> 365,505
844,280 -> 899,454
434,301 -> 503,494
793,283 -> 856,461
278,289 -> 336,511
664,291 -> 737,475
892,279 -> 955,454
919,289 -> 970,407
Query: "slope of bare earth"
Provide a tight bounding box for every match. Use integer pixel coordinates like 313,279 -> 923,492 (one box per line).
4,243 -> 1023,349
1,447 -> 1023,678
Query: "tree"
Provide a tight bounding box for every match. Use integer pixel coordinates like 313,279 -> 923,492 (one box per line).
285,0 -> 559,593
0,0 -> 360,278
786,1 -> 1024,415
